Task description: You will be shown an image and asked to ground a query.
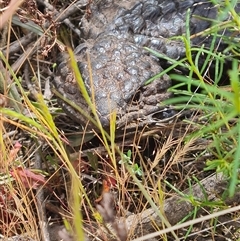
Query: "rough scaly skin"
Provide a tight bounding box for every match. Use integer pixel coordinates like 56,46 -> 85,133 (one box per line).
54,0 -> 239,128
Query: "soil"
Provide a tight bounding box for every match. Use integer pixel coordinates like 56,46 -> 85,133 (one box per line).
1,0 -> 240,241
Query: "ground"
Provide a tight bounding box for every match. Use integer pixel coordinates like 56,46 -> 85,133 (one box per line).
0,0 -> 240,241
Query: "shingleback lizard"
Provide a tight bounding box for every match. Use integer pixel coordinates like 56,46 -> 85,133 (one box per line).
54,0 -> 240,128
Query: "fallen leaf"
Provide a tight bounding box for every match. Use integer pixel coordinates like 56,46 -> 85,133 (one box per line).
10,167 -> 47,189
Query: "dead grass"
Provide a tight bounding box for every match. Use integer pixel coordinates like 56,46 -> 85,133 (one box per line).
0,0 -> 240,241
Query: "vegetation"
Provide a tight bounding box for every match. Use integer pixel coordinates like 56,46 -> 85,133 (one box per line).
0,0 -> 240,240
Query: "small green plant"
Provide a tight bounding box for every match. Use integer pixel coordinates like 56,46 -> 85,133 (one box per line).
161,1 -> 240,197
119,150 -> 143,177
